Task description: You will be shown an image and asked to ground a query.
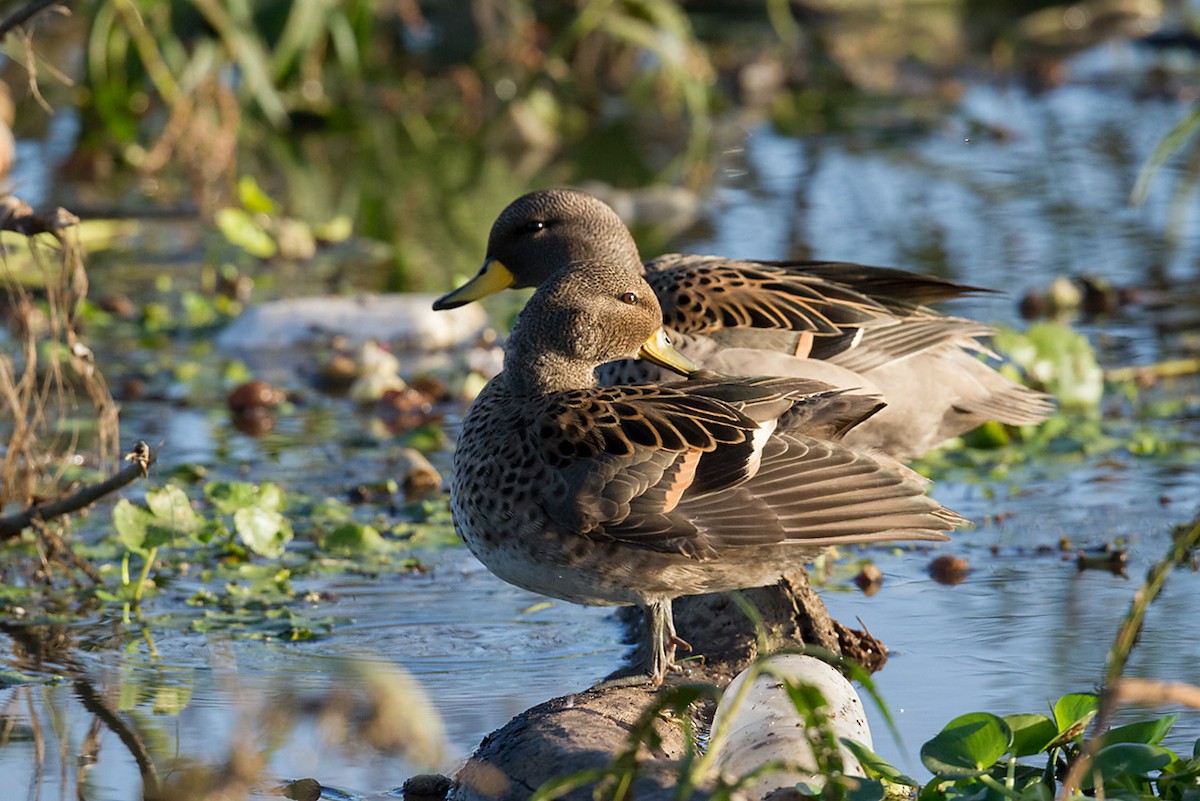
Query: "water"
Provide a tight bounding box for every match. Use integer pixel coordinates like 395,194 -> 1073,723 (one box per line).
4,31 -> 1200,801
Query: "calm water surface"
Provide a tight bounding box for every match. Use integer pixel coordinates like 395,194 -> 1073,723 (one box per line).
3,42 -> 1200,800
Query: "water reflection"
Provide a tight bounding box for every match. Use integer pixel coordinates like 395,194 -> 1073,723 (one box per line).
0,549 -> 625,799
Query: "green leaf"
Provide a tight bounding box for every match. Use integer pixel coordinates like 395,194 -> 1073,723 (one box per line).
145,486 -> 200,533
1101,715 -> 1178,748
143,524 -> 174,551
237,175 -> 277,215
845,777 -> 888,801
233,507 -> 292,558
1051,693 -> 1099,743
1018,781 -> 1053,801
920,712 -> 1013,779
321,523 -> 386,553
1132,103 -> 1200,205
255,482 -> 286,513
1004,713 -> 1058,757
313,214 -> 353,243
205,481 -> 260,516
216,207 -> 277,259
841,738 -> 919,786
1086,743 -> 1175,789
112,499 -> 153,554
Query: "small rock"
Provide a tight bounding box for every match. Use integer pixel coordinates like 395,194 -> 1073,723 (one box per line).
227,379 -> 286,412
928,554 -> 971,585
853,564 -> 883,596
403,773 -> 453,800
281,777 -> 321,801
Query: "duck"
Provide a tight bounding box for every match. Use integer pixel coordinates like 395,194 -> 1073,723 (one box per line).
450,257 -> 964,684
434,188 -> 1053,459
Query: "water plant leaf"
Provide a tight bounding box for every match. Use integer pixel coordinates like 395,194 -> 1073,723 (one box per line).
1085,742 -> 1175,789
112,498 -> 154,553
920,712 -> 1013,778
145,485 -> 200,534
216,207 -> 277,259
233,507 -> 292,558
844,777 -> 888,801
320,522 -> 386,553
1100,714 -> 1178,748
992,323 -> 1103,410
237,175 -> 278,215
841,738 -> 918,786
1003,713 -> 1058,757
205,481 -> 259,516
1051,693 -> 1099,744
256,482 -> 287,513
1018,781 -> 1053,801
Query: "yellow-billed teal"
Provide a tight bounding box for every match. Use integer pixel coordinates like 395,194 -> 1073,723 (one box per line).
451,258 -> 964,684
435,189 -> 1053,459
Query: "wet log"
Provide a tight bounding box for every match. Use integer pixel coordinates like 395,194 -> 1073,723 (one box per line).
452,568 -> 887,801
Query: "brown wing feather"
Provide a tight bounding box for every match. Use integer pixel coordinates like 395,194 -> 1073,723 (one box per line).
539,382 -> 961,559
645,257 -> 891,338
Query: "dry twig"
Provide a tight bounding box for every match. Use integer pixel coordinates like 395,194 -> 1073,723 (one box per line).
0,442 -> 155,540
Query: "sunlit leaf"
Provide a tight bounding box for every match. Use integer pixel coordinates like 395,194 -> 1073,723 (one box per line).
1051,693 -> 1099,743
1101,714 -> 1178,748
237,175 -> 278,215
112,498 -> 153,553
145,485 -> 200,533
920,712 -> 1013,778
216,208 -> 277,259
205,481 -> 260,516
255,482 -> 287,513
321,523 -> 386,553
233,507 -> 292,558
1004,713 -> 1058,757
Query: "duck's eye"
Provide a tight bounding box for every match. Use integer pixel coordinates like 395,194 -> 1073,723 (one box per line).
523,220 -> 546,234
619,291 -> 638,305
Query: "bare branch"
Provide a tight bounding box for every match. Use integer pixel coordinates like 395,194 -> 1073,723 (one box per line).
0,196 -> 79,237
0,442 -> 156,540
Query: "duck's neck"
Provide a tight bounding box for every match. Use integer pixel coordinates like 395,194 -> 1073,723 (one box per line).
501,342 -> 598,396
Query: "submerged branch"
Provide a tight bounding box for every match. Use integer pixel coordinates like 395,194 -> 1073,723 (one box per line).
0,442 -> 156,540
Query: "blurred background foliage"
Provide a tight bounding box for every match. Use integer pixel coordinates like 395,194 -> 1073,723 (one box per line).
0,0 -> 1185,290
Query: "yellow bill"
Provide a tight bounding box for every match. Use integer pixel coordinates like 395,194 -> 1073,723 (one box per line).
432,259 -> 516,311
638,328 -> 701,376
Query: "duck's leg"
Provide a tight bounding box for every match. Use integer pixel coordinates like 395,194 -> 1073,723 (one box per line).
595,599 -> 692,689
644,599 -> 691,684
